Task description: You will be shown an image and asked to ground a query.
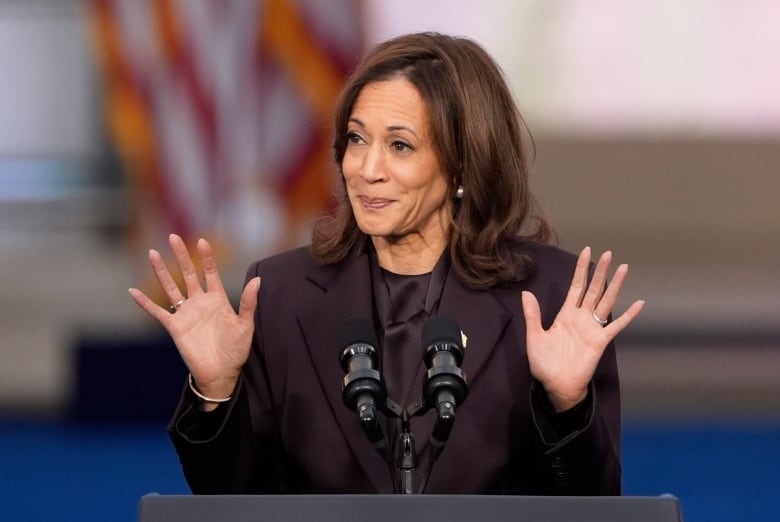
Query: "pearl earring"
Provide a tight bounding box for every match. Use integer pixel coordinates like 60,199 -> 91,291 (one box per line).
455,185 -> 464,199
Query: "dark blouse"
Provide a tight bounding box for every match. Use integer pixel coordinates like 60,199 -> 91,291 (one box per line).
369,248 -> 450,407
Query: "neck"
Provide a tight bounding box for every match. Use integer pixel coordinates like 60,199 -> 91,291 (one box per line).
372,234 -> 447,275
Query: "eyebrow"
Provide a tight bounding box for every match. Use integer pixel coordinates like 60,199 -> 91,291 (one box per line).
348,117 -> 419,138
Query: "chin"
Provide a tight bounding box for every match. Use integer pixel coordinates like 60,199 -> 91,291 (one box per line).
355,221 -> 392,238
352,210 -> 389,235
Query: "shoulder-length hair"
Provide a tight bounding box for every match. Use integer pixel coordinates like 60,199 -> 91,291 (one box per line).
311,32 -> 554,289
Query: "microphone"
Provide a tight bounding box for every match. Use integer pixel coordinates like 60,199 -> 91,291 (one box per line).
421,315 -> 468,457
339,318 -> 391,462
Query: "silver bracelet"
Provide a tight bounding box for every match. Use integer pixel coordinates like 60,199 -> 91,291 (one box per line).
188,373 -> 232,403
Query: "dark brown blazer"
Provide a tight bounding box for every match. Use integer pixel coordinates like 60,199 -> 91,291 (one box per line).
169,241 -> 621,495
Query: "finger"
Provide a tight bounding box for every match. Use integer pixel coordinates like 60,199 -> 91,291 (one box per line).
197,238 -> 226,295
563,246 -> 591,308
128,287 -> 173,327
237,277 -> 261,321
149,248 -> 187,305
604,299 -> 645,336
594,263 -> 629,318
521,291 -> 544,337
169,233 -> 204,297
581,250 -> 612,309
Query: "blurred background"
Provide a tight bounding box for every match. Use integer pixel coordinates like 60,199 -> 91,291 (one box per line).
1,1 -> 778,521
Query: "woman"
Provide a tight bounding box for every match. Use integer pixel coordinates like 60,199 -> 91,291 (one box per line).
129,32 -> 643,495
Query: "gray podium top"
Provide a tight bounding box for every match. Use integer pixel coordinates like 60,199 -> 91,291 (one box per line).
139,494 -> 682,522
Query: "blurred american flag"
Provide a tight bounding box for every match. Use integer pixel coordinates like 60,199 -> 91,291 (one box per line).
88,0 -> 363,259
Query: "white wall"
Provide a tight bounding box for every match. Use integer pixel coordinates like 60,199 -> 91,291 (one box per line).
0,2 -> 98,157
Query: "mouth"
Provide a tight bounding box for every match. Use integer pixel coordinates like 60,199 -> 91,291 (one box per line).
357,196 -> 393,210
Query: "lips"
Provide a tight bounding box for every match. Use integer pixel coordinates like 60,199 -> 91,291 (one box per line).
358,196 -> 393,210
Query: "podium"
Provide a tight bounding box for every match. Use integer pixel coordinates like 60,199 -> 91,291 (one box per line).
138,494 -> 682,522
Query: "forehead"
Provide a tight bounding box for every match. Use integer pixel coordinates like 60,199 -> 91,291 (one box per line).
350,78 -> 431,130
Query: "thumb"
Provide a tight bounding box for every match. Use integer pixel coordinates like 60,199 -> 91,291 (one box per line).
237,276 -> 261,320
521,291 -> 544,337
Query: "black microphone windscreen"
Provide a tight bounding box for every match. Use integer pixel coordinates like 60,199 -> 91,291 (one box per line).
422,315 -> 462,349
339,317 -> 378,348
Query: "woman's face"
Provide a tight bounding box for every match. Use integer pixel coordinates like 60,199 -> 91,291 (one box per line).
341,77 -> 451,248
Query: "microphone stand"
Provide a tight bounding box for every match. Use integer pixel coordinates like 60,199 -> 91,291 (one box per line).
385,397 -> 428,494
398,414 -> 416,494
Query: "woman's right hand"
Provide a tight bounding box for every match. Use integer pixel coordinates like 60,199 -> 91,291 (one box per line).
128,233 -> 260,404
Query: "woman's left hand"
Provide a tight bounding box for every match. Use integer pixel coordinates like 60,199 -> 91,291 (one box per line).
522,246 -> 645,412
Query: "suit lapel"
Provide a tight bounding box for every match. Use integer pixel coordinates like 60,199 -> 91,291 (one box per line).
296,253 -> 395,492
438,277 -> 516,390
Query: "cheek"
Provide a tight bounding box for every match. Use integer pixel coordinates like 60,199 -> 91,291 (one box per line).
419,174 -> 449,205
425,181 -> 452,217
424,188 -> 449,214
341,153 -> 363,181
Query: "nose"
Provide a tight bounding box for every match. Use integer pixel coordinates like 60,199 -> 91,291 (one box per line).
358,144 -> 387,183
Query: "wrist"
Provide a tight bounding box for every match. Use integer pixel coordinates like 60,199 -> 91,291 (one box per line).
189,373 -> 235,405
545,387 -> 588,413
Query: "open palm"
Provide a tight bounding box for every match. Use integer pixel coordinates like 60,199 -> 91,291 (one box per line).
522,247 -> 644,412
128,234 -> 260,399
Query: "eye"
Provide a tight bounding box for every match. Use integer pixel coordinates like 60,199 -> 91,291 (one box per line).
346,131 -> 365,145
391,140 -> 413,153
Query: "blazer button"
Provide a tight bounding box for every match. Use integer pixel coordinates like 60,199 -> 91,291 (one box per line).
551,456 -> 568,492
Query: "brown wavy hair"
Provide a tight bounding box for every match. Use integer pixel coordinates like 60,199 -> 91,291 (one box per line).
311,32 -> 554,289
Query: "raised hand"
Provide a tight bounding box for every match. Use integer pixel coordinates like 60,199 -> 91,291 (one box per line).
128,234 -> 260,402
522,247 -> 644,412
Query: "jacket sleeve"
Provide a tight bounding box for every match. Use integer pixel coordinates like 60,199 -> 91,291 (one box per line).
528,339 -> 622,495
167,357 -> 293,493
